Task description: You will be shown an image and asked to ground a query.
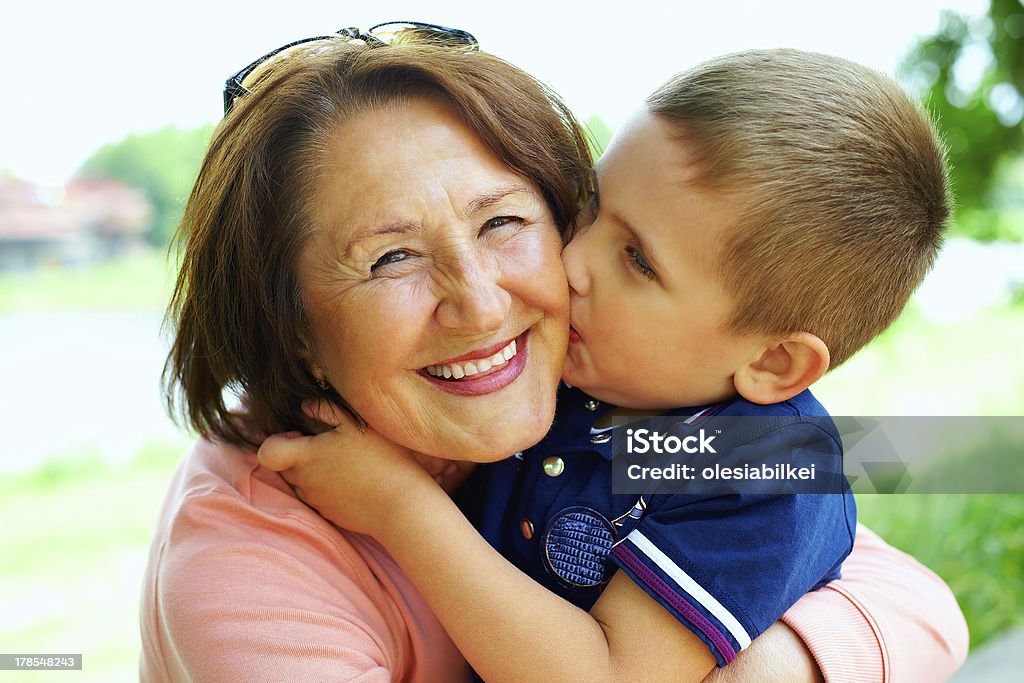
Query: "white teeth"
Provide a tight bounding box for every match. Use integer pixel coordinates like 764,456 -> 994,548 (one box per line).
425,338 -> 519,380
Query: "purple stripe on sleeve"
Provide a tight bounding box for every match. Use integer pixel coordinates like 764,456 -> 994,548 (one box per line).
613,544 -> 737,665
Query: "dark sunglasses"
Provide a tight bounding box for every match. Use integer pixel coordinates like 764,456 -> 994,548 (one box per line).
222,21 -> 479,115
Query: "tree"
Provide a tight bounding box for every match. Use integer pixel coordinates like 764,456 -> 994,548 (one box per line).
80,124 -> 215,245
901,0 -> 1024,241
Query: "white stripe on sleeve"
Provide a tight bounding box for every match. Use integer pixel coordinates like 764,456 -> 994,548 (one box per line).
626,529 -> 752,649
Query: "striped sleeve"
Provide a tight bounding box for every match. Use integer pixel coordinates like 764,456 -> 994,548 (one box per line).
613,529 -> 751,664
611,482 -> 855,667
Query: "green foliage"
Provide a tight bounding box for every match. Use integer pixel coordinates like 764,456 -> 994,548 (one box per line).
900,0 -> 1024,240
80,124 -> 215,246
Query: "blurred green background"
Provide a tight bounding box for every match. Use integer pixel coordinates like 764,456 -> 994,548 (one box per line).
1,1 -> 1022,681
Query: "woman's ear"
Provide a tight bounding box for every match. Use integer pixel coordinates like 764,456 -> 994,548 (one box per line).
296,327 -> 327,386
733,332 -> 830,405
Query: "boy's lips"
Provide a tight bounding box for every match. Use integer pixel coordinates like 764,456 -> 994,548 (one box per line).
569,325 -> 582,343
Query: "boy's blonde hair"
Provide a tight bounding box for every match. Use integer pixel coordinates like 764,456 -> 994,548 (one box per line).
647,49 -> 950,368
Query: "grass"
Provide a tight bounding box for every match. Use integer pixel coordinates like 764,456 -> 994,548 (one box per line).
819,300 -> 1024,647
0,439 -> 188,683
0,249 -> 175,314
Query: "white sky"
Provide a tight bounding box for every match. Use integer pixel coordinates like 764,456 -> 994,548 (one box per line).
1,0 -> 988,186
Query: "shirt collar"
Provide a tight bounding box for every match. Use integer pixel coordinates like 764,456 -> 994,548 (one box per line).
537,384 -> 723,462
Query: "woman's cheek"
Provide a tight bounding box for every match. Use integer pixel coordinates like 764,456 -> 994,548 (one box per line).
505,226 -> 568,287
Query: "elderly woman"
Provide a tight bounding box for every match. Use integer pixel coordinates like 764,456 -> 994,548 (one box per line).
141,26 -> 967,682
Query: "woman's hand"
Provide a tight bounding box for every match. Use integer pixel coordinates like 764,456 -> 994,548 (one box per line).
258,402 -> 452,537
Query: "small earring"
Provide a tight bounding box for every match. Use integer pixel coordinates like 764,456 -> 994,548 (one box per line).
316,377 -> 329,391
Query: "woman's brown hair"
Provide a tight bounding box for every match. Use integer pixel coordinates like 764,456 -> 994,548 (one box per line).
164,41 -> 593,446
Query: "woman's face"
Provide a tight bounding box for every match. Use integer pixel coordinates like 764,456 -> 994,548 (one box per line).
298,97 -> 569,461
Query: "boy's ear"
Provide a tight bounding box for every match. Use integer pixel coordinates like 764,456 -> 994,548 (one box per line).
733,332 -> 830,405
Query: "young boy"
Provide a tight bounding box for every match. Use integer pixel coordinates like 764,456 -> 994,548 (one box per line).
260,49 -> 949,680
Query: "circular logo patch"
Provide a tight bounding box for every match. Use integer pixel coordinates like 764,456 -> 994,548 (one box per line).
543,506 -> 615,588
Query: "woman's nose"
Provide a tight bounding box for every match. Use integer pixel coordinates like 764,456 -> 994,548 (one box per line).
434,253 -> 512,332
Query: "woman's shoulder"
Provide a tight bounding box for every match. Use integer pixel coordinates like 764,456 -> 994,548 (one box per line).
153,435 -> 365,562
141,436 -> 466,682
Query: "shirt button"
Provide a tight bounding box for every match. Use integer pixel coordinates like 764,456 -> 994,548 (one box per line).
590,431 -> 612,444
542,456 -> 565,477
520,518 -> 534,540
584,399 -> 600,411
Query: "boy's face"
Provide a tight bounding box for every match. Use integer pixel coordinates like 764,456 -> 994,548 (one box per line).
561,109 -> 763,409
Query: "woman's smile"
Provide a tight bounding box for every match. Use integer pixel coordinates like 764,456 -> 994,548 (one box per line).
421,330 -> 529,395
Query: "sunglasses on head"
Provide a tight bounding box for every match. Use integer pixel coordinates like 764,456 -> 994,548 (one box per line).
223,21 -> 479,115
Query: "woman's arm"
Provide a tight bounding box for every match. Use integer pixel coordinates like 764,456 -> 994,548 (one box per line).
701,522 -> 969,683
780,523 -> 968,682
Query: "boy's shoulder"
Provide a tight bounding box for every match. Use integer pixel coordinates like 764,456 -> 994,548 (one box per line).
711,389 -> 840,454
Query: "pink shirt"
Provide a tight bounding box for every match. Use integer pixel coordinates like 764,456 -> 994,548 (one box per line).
140,438 -> 967,682
782,524 -> 968,682
140,437 -> 469,682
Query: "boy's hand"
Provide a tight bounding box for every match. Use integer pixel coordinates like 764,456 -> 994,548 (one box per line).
306,399 -> 477,494
258,402 -> 446,537
411,451 -> 478,493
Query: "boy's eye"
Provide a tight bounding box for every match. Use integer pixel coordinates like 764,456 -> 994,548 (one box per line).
624,245 -> 657,281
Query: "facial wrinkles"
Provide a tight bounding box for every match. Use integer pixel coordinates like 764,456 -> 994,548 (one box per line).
288,99 -> 567,464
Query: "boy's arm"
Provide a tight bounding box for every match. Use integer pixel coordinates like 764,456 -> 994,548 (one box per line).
383,480 -> 718,682
702,621 -> 823,683
260,426 -> 717,683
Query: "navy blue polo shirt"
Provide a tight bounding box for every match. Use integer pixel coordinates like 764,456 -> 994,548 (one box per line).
458,384 -> 856,667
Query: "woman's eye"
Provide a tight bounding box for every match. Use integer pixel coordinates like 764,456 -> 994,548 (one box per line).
482,216 -> 523,232
370,250 -> 410,274
625,245 -> 657,281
